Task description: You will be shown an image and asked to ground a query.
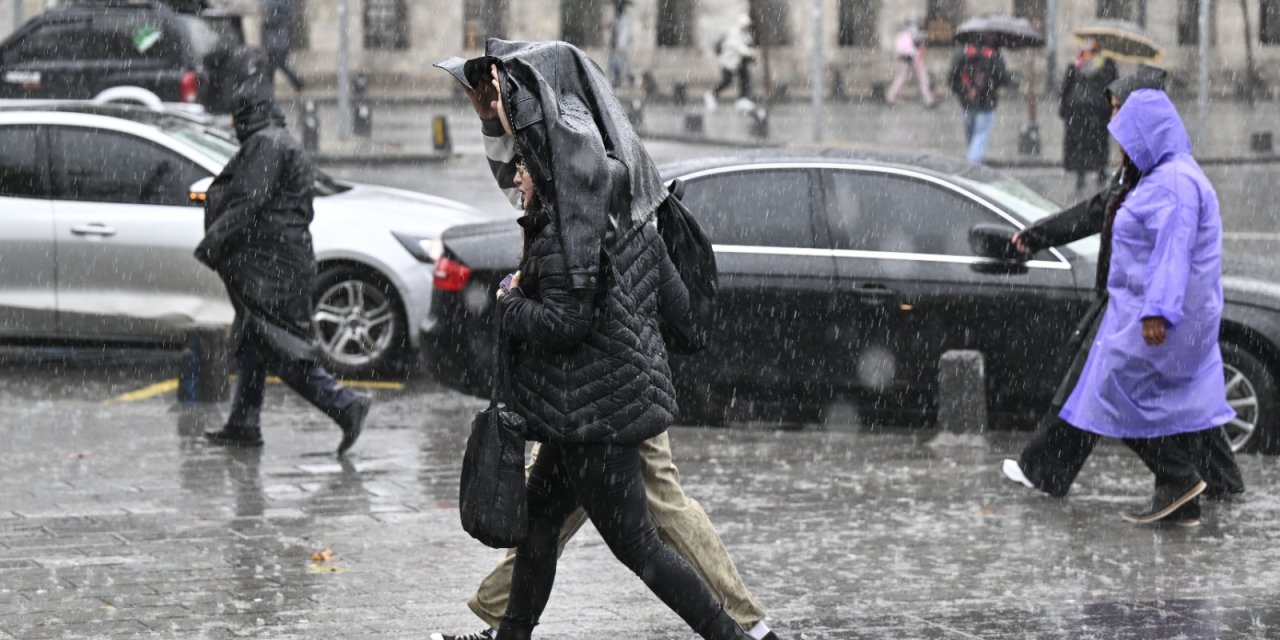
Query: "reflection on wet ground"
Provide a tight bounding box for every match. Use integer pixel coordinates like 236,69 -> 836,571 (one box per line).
1,353 -> 1278,639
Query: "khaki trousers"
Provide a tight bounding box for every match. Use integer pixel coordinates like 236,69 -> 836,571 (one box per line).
466,432 -> 767,630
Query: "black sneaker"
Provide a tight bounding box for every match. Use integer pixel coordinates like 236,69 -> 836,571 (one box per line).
429,630 -> 494,640
204,425 -> 264,447
336,394 -> 372,456
1121,478 -> 1207,524
1168,500 -> 1202,528
761,632 -> 782,640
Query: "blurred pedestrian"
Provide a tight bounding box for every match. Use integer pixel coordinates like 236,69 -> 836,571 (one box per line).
261,0 -> 304,91
195,49 -> 370,455
885,12 -> 935,108
1059,39 -> 1117,190
704,14 -> 758,112
436,43 -> 757,640
608,0 -> 633,89
1003,76 -> 1244,524
947,37 -> 1009,164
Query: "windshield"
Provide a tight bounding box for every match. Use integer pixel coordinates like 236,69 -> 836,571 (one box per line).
952,174 -> 1100,261
167,126 -> 350,195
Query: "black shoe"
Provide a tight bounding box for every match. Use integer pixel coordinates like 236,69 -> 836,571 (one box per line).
761,632 -> 782,640
204,425 -> 263,447
429,630 -> 494,640
1121,478 -> 1207,524
1167,500 -> 1201,528
336,394 -> 372,456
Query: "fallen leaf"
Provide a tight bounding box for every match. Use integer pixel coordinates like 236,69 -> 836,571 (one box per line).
311,548 -> 336,562
309,563 -> 348,574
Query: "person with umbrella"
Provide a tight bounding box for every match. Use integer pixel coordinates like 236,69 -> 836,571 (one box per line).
1001,67 -> 1244,525
1059,38 -> 1117,190
948,34 -> 1010,164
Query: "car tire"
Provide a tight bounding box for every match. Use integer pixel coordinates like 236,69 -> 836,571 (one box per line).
1220,340 -> 1279,454
312,265 -> 408,378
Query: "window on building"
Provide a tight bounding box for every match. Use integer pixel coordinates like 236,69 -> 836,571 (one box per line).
1097,0 -> 1138,22
1260,0 -> 1280,44
750,0 -> 793,47
561,0 -> 606,48
924,0 -> 963,45
1177,0 -> 1217,45
1013,0 -> 1047,30
838,0 -> 878,47
464,0 -> 507,49
363,0 -> 409,50
657,0 -> 694,47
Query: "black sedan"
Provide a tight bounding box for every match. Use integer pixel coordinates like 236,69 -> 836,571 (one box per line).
422,151 -> 1280,453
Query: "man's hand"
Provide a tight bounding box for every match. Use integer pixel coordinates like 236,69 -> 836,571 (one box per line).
465,81 -> 498,120
1142,316 -> 1168,346
1010,232 -> 1030,256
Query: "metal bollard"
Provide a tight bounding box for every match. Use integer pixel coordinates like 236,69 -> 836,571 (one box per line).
301,99 -> 319,153
432,114 -> 453,153
934,350 -> 988,435
750,108 -> 769,140
352,72 -> 372,138
1018,123 -> 1041,156
1251,132 -> 1273,154
684,113 -> 703,135
177,326 -> 230,403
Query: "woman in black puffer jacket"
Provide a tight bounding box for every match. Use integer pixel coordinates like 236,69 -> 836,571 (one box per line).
493,158 -> 749,640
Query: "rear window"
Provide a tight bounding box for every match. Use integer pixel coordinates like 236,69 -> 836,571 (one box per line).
180,16 -> 240,57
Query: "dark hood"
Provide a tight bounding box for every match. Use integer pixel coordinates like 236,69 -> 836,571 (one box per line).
485,38 -> 666,292
1105,64 -> 1167,106
229,48 -> 286,142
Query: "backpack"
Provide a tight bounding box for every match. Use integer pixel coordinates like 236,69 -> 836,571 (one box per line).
958,45 -> 998,106
655,179 -> 718,354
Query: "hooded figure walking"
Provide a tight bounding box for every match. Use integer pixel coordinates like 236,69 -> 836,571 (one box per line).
1003,74 -> 1242,525
195,48 -> 371,454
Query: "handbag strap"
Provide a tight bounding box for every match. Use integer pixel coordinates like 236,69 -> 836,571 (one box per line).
489,323 -> 512,411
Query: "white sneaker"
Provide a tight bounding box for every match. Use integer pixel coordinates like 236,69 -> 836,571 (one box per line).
734,97 -> 756,111
703,91 -> 717,111
1001,459 -> 1036,490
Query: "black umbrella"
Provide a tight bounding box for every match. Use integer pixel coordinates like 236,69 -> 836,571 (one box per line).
954,14 -> 1045,50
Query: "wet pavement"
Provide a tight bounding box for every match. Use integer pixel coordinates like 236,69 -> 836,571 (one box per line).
2,354 -> 1280,639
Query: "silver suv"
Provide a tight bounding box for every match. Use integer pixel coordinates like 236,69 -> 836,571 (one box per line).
0,105 -> 493,376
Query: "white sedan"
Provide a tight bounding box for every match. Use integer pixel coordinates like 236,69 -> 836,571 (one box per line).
0,104 -> 491,376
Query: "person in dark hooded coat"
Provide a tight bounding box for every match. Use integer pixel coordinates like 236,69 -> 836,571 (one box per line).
452,43 -> 754,640
1058,39 -> 1117,190
1001,66 -> 1243,521
195,48 -> 369,454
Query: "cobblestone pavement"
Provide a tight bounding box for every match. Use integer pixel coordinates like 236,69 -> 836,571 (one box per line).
2,355 -> 1280,639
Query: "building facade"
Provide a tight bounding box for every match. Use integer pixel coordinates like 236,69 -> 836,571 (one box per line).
5,0 -> 1279,99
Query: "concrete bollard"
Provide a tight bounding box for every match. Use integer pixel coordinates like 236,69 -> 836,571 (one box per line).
352,72 -> 372,138
934,349 -> 988,436
684,113 -> 703,135
1251,132 -> 1273,154
177,326 -> 230,403
301,99 -> 319,153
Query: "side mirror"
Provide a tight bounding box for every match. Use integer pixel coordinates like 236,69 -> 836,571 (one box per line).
968,223 -> 1028,274
188,176 -> 214,203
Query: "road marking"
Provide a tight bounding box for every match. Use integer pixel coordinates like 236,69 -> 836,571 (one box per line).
106,377 -> 404,404
1223,231 -> 1280,241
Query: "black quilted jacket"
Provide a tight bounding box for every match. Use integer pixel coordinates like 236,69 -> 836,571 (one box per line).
498,210 -> 689,445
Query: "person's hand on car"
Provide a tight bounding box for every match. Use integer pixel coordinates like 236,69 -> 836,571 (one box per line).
1011,232 -> 1031,256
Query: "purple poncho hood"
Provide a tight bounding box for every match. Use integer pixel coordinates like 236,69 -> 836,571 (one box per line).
1060,89 -> 1235,438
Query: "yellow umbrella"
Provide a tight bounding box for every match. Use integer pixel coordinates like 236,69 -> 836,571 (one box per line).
1072,20 -> 1165,64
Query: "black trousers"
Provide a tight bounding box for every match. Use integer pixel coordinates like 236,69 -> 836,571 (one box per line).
712,63 -> 752,99
498,441 -> 747,640
1018,412 -> 1245,498
227,338 -> 356,429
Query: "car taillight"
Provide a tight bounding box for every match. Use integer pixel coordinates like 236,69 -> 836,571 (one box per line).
433,257 -> 472,292
180,70 -> 199,103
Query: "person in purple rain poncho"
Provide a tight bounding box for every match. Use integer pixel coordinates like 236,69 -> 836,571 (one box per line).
1058,88 -> 1237,525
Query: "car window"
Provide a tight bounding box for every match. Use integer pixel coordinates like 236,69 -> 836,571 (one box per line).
678,169 -> 814,248
824,170 -> 1000,256
0,126 -> 44,198
85,16 -> 181,62
50,127 -> 209,207
3,20 -> 88,63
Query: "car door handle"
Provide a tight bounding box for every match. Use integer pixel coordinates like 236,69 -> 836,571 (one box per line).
854,283 -> 897,306
70,224 -> 117,237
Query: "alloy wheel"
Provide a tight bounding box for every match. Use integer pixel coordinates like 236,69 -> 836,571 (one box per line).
1223,362 -> 1261,452
314,279 -> 398,369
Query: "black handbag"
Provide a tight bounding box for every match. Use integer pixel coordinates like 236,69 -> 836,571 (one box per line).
458,330 -> 528,548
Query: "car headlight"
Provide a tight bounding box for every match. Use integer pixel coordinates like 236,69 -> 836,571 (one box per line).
392,232 -> 443,263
